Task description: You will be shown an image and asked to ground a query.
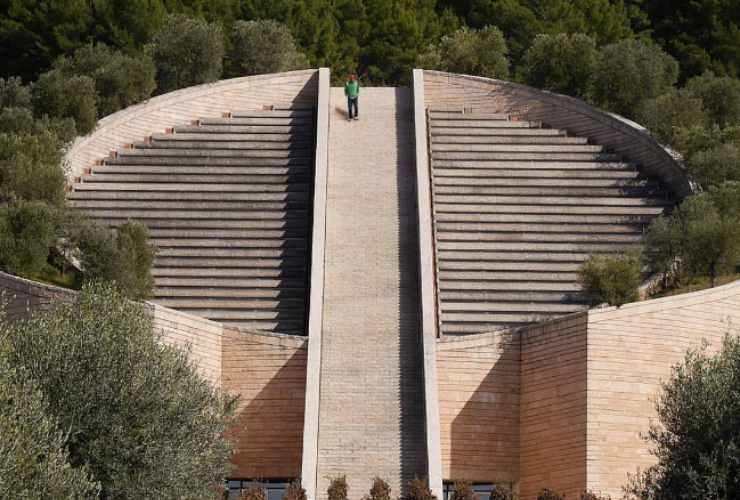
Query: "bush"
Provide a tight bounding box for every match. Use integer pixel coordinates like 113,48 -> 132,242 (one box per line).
686,142 -> 740,189
581,491 -> 611,500
31,70 -> 98,135
0,358 -> 99,498
75,220 -> 156,300
406,477 -> 436,500
228,20 -> 308,77
686,72 -> 740,128
55,43 -> 156,117
450,480 -> 475,500
418,26 -> 509,80
365,477 -> 391,500
0,131 -> 67,206
327,475 -> 349,500
626,334 -> 740,499
284,481 -> 308,500
148,14 -> 224,94
489,483 -> 516,500
0,107 -> 77,144
519,32 -> 599,98
645,214 -> 684,286
537,490 -> 564,500
637,90 -> 708,147
1,282 -> 237,498
578,252 -> 642,306
0,76 -> 32,109
591,39 -> 679,118
0,200 -> 55,276
241,485 -> 267,500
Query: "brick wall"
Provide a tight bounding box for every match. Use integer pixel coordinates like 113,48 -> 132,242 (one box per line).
64,70 -> 319,182
437,332 -> 520,482
585,281 -> 740,497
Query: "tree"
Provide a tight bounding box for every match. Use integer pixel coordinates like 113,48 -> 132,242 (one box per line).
227,20 -> 308,77
0,200 -> 55,279
519,32 -> 599,98
54,43 -> 157,117
0,130 -> 66,206
147,14 -> 224,93
418,26 -> 509,80
31,69 -> 98,135
450,480 -> 475,500
284,481 -> 308,500
406,477 -> 437,500
536,490 -> 564,500
365,477 -> 391,500
637,90 -> 708,146
644,214 -> 684,287
591,39 -> 679,118
0,356 -> 99,499
2,282 -> 237,499
626,333 -> 740,499
0,76 -> 31,109
685,72 -> 740,128
327,475 -> 348,500
687,142 -> 740,189
578,252 -> 642,306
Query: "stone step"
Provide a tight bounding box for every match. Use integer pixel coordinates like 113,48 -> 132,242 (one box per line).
430,119 -> 537,128
435,222 -> 645,233
434,176 -> 649,187
435,204 -> 666,215
437,250 -> 607,262
433,168 -> 638,179
432,135 -> 587,145
157,247 -> 306,258
148,228 -> 307,239
432,160 -> 636,170
91,165 -> 310,175
109,219 -> 305,230
152,267 -> 306,278
118,148 -> 311,158
154,276 -> 306,288
142,140 -> 311,150
105,156 -> 311,167
154,256 -> 306,268
441,318 -> 560,334
438,260 -> 584,272
151,237 -> 308,249
154,297 -> 306,309
69,190 -> 309,202
211,319 -> 305,334
432,151 -> 620,161
78,209 -> 307,220
440,270 -> 580,282
439,280 -> 582,292
439,290 -> 582,303
152,132 -> 309,142
436,231 -> 643,243
431,127 -> 563,136
154,287 -> 305,299
431,143 -> 604,153
73,183 -> 309,192
434,212 -> 657,224
437,240 -> 640,252
173,125 -> 303,134
173,308 -> 305,320
434,195 -> 669,207
440,301 -> 584,313
72,199 -> 307,211
231,110 -> 314,118
429,111 -> 509,120
82,173 -> 310,184
200,117 -> 313,126
433,186 -> 659,197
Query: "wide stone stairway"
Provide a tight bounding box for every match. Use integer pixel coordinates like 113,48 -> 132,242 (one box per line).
315,88 -> 426,497
68,109 -> 315,335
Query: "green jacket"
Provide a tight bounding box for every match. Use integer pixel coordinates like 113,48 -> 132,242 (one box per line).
344,80 -> 360,98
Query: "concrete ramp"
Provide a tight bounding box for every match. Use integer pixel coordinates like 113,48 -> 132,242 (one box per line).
315,87 -> 426,497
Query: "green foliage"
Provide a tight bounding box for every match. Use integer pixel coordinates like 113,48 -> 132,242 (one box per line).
685,72 -> 740,128
327,475 -> 349,500
31,69 -> 98,135
536,490 -> 564,500
148,14 -> 224,93
0,358 -> 99,499
54,43 -> 156,117
637,90 -> 708,146
0,76 -> 31,109
489,484 -> 517,500
419,26 -> 509,80
284,481 -> 308,500
0,200 -> 55,277
591,39 -> 679,118
227,20 -> 308,77
2,281 -> 237,499
0,130 -> 66,205
519,32 -> 599,98
580,491 -> 611,500
75,220 -> 157,300
626,334 -> 740,499
365,477 -> 391,500
0,107 -> 77,144
687,142 -> 740,189
450,480 -> 475,500
406,477 -> 437,500
578,252 -> 642,306
645,214 -> 683,284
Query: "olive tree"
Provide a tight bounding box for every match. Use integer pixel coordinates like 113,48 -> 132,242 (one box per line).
31,70 -> 98,135
228,20 -> 308,77
637,90 -> 707,147
686,72 -> 740,128
417,26 -> 510,80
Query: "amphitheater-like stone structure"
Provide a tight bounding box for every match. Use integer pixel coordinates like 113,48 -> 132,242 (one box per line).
3,68 -> 737,500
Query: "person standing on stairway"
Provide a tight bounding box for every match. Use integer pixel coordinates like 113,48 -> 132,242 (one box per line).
344,73 -> 360,121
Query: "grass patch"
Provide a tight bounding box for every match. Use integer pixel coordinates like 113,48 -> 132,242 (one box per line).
649,273 -> 740,299
24,263 -> 80,290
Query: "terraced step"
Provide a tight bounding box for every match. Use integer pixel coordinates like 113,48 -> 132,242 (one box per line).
71,108 -> 316,334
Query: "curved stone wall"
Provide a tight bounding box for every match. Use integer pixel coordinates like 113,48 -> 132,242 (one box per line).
64,69 -> 319,182
422,70 -> 691,199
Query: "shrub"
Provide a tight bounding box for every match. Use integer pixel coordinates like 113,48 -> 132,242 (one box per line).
537,489 -> 565,500
591,39 -> 679,118
284,481 -> 308,500
637,90 -> 708,147
31,70 -> 97,135
626,334 -> 740,499
0,107 -> 77,144
519,32 -> 599,98
0,200 -> 55,276
0,131 -> 66,206
0,76 -> 32,109
578,252 -> 642,306
644,214 -> 684,286
328,475 -> 349,500
365,477 -> 391,500
1,282 -> 237,498
406,477 -> 436,500
686,142 -> 740,189
418,26 -> 509,80
489,483 -> 516,500
228,20 -> 308,77
148,14 -> 224,94
450,480 -> 475,500
241,485 -> 267,500
581,491 -> 611,500
686,72 -> 740,128
55,43 -> 156,117
0,357 -> 99,498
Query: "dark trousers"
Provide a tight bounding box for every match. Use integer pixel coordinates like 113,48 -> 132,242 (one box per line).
348,97 -> 358,119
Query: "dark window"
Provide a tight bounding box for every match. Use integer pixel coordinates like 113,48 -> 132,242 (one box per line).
226,479 -> 291,500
